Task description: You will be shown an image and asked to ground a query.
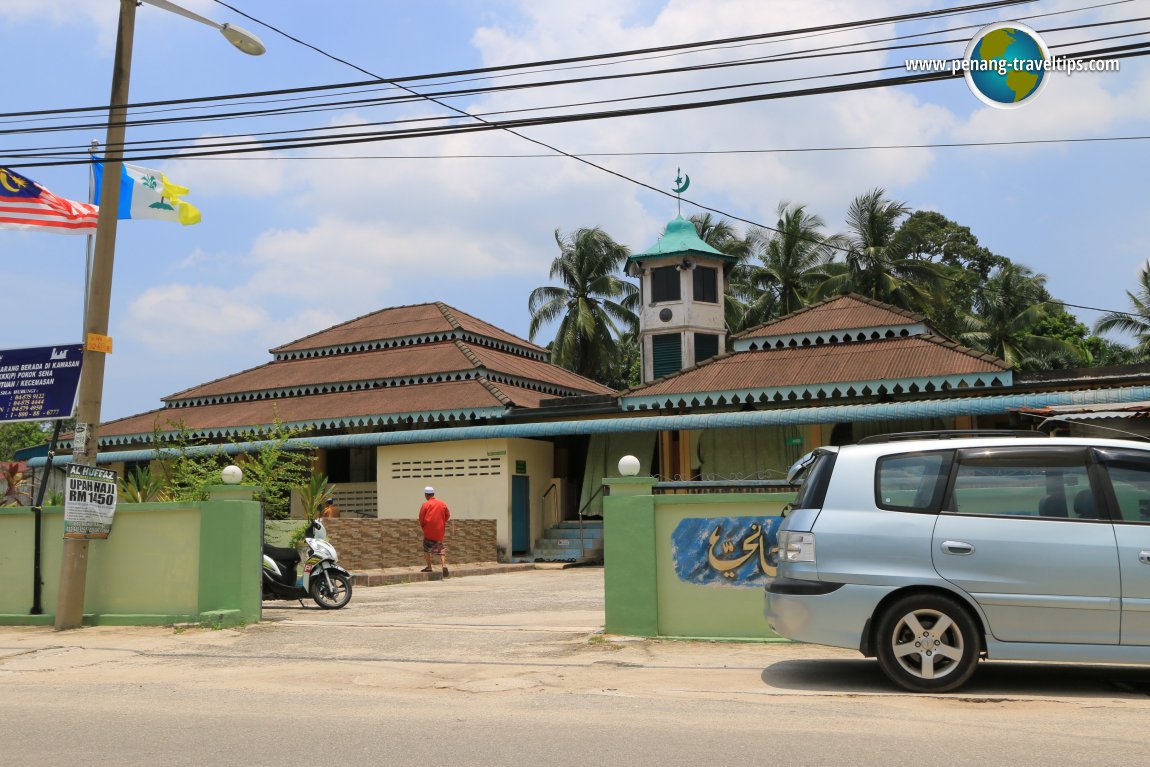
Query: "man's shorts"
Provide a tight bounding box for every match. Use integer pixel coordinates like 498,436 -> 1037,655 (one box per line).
422,538 -> 446,556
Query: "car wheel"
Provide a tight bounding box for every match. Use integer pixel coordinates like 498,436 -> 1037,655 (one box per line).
874,593 -> 980,693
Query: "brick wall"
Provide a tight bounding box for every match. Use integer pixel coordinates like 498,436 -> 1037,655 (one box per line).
322,518 -> 499,570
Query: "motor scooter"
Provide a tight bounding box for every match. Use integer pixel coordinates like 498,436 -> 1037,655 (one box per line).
262,519 -> 353,609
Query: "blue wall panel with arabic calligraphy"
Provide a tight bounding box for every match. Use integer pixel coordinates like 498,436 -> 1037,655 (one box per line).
670,516 -> 782,589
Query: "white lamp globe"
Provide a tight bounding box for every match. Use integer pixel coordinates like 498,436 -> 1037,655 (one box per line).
618,455 -> 641,476
221,465 -> 243,485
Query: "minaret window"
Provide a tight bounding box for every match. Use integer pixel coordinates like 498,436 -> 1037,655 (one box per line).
651,266 -> 681,302
693,266 -> 718,303
694,332 -> 719,363
652,333 -> 683,379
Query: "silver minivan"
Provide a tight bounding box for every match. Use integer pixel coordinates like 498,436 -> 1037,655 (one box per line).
765,432 -> 1150,692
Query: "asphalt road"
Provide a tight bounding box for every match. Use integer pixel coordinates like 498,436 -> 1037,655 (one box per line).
3,568 -> 1150,766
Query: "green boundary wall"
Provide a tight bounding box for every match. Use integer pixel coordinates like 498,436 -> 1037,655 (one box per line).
604,477 -> 795,640
0,485 -> 261,627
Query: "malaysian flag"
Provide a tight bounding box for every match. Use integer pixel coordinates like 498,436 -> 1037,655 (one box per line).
0,167 -> 99,234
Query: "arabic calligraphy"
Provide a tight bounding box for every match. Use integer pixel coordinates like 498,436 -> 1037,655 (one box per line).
707,523 -> 776,579
671,516 -> 783,588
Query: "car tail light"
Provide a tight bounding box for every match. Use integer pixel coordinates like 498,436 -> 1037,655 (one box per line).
779,531 -> 816,563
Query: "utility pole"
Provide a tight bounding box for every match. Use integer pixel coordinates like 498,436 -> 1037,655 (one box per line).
54,0 -> 136,631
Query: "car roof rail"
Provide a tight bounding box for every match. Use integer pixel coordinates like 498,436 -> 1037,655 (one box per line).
857,429 -> 1047,444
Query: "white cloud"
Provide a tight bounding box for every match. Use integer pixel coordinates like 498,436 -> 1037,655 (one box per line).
167,141 -> 292,199
122,284 -> 268,351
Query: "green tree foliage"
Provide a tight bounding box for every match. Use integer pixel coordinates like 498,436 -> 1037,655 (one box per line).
528,227 -> 637,383
816,188 -> 948,314
959,264 -> 1085,370
689,213 -> 752,260
231,415 -> 314,520
731,203 -> 844,332
602,331 -> 640,390
297,471 -> 337,522
0,421 -> 50,461
1093,261 -> 1150,360
890,211 -> 1009,338
149,420 -> 226,502
118,465 -> 169,503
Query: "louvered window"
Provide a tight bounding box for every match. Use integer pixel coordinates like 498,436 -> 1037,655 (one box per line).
652,333 -> 682,379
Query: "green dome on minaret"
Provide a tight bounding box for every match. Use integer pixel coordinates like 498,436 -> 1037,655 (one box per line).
627,215 -> 737,267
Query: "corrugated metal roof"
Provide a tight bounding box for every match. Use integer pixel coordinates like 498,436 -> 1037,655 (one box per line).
736,294 -> 925,340
1016,401 -> 1150,420
627,335 -> 1008,399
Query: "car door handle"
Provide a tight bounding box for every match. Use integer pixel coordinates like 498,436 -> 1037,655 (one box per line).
1140,551 -> 1150,565
941,540 -> 975,556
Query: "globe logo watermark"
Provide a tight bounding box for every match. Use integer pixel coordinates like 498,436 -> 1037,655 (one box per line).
904,22 -> 1120,108
961,23 -> 1050,109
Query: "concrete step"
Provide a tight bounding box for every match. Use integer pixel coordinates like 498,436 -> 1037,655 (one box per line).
554,520 -> 603,530
532,550 -> 602,563
544,527 -> 602,540
536,536 -> 604,550
533,542 -> 602,559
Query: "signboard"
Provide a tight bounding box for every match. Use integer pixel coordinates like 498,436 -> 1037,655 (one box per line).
0,343 -> 83,422
784,436 -> 803,446
515,460 -> 527,474
63,464 -> 118,540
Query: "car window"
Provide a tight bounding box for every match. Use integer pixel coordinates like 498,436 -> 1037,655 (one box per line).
875,451 -> 952,512
946,447 -> 1091,519
1094,448 -> 1150,524
792,450 -> 837,509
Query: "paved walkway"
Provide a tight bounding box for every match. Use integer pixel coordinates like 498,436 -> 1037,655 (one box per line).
349,560 -> 565,586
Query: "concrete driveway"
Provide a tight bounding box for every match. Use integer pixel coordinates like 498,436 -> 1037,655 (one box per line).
3,568 -> 1150,766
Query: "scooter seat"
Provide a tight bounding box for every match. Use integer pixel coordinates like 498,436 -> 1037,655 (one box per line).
263,543 -> 300,566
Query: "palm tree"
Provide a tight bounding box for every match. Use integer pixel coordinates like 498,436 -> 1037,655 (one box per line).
959,264 -> 1084,370
734,202 -> 845,329
689,213 -> 752,261
1093,261 -> 1150,359
816,188 -> 946,313
528,227 -> 637,382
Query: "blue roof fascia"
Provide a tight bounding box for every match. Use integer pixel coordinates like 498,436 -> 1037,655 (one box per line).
619,372 -> 1015,411
72,405 -> 510,450
733,323 -> 929,351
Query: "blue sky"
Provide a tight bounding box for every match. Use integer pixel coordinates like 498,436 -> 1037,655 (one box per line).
2,0 -> 1148,421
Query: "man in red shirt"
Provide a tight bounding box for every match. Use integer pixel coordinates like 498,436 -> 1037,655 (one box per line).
418,486 -> 452,577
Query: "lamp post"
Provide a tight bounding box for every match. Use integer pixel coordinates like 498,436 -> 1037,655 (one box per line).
54,0 -> 265,631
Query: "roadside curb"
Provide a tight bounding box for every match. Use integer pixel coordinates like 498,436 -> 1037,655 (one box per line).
350,562 -> 536,586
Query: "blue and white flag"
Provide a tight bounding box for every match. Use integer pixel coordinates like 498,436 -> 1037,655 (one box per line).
92,161 -> 201,225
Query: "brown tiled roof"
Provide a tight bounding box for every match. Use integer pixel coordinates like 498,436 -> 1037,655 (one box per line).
735,294 -> 925,340
97,379 -> 552,441
627,335 -> 1009,398
463,343 -> 614,394
270,302 -> 544,355
164,340 -> 611,402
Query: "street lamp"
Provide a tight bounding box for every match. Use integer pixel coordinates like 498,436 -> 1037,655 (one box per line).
55,0 -> 265,631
